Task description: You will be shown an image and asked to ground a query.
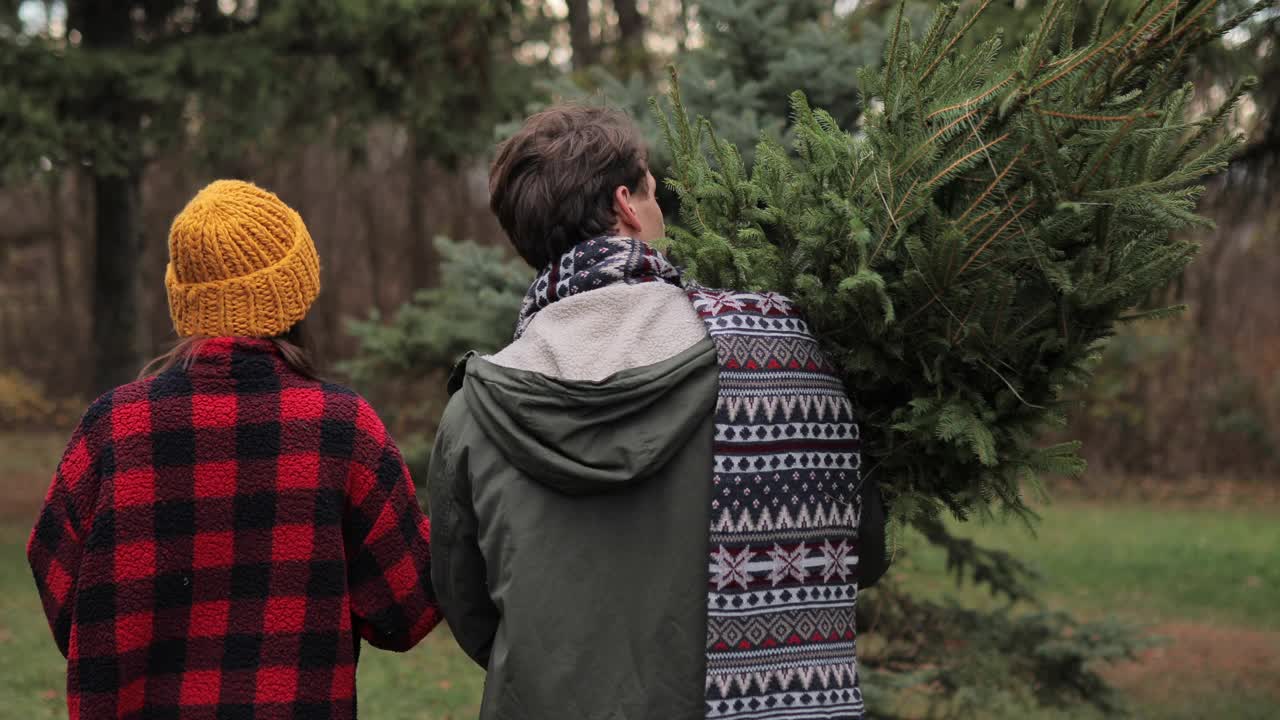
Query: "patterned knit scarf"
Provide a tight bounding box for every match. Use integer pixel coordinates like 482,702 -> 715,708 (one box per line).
687,288 -> 865,720
514,235 -> 682,339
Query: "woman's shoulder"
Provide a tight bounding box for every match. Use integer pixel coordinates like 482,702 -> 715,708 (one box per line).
308,381 -> 393,437
79,375 -> 159,430
272,378 -> 380,418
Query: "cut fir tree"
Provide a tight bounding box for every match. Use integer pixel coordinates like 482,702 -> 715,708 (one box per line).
655,0 -> 1264,527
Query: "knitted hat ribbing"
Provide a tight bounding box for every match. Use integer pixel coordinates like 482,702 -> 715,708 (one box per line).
165,180 -> 321,338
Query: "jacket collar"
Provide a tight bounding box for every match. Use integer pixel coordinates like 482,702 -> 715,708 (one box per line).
182,336 -> 289,380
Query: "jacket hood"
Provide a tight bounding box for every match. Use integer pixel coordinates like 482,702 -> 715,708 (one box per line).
460,339 -> 719,495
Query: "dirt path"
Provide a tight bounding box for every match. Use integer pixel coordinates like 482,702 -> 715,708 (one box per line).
1106,622 -> 1280,702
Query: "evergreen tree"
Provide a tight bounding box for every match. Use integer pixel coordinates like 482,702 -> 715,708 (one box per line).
655,0 -> 1265,712
261,0 -> 539,287
536,0 -> 888,175
674,0 -> 884,158
657,0 -> 1259,524
344,238 -> 531,480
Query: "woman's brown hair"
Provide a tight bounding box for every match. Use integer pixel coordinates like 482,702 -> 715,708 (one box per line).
138,321 -> 321,381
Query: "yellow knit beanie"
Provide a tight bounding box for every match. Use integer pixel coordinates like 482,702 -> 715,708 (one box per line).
166,180 -> 321,338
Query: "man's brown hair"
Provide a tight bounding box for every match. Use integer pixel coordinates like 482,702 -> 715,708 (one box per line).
489,104 -> 649,269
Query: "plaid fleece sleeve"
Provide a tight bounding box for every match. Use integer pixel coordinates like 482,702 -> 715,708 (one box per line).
344,398 -> 441,652
27,398 -> 106,657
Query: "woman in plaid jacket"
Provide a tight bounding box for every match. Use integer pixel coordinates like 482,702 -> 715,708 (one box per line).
27,180 -> 441,719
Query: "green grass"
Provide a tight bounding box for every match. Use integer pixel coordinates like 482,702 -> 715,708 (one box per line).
891,502 -> 1280,630
0,433 -> 67,527
355,634 -> 484,720
0,432 -> 65,479
0,524 -> 65,719
874,501 -> 1280,719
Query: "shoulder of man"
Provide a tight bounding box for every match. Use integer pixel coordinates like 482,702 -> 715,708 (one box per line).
436,351 -> 485,454
447,351 -> 478,397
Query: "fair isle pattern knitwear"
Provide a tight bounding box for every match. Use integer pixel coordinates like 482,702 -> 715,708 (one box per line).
515,235 -> 682,338
688,286 -> 866,720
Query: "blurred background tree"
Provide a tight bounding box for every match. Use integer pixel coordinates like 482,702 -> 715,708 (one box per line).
0,0 -> 541,392
343,237 -> 529,480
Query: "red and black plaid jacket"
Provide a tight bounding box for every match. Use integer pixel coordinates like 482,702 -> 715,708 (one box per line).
27,337 -> 440,719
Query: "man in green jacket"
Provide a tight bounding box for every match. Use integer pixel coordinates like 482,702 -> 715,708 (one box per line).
427,104 -> 887,720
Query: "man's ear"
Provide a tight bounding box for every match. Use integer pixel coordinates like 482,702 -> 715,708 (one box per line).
613,184 -> 642,234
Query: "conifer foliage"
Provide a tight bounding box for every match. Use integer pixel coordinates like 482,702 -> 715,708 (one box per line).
345,238 -> 531,480
657,0 -> 1262,524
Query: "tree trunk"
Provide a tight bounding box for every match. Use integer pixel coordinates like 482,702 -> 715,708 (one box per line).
90,172 -> 143,394
566,0 -> 597,69
677,0 -> 690,53
447,168 -> 470,245
48,176 -> 73,314
612,0 -> 646,74
196,0 -> 221,23
0,291 -> 15,373
68,0 -> 145,394
48,176 -> 81,387
407,144 -> 440,290
361,180 -> 389,315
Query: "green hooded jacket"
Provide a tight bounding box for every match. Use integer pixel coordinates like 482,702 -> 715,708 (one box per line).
428,289 -> 720,718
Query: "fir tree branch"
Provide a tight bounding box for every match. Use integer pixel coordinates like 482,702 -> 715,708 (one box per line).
900,109 -> 980,177
883,0 -> 908,111
957,146 -> 1026,225
957,200 -> 1038,275
980,359 -> 1047,410
871,169 -> 901,261
1058,0 -> 1082,53
1072,115 -> 1140,195
1118,0 -> 1181,57
927,133 -> 1010,186
893,177 -> 921,219
1170,76 -> 1255,168
1090,0 -> 1120,43
1213,0 -> 1276,40
1123,0 -> 1162,30
960,206 -> 1001,236
922,0 -> 996,83
917,1 -> 961,75
1031,108 -> 1159,122
927,74 -> 1017,120
1025,0 -> 1067,75
1029,24 -> 1127,95
1153,0 -> 1219,52
659,0 -> 1245,567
